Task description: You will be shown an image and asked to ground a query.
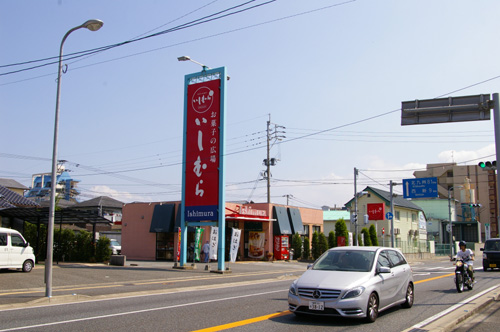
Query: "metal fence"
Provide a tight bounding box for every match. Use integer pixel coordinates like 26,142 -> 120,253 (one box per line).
395,240 -> 429,254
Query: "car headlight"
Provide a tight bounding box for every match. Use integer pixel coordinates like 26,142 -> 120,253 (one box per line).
289,282 -> 298,296
342,286 -> 365,299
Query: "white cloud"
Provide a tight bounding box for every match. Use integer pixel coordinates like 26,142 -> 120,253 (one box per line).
438,144 -> 495,164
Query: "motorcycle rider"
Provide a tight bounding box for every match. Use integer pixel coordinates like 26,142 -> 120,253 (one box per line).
455,240 -> 475,282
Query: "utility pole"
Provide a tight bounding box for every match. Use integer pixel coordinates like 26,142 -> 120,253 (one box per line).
266,115 -> 271,203
353,168 -> 358,246
283,194 -> 293,205
263,114 -> 285,204
389,181 -> 400,248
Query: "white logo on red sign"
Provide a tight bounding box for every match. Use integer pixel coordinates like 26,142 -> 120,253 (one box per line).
191,86 -> 214,114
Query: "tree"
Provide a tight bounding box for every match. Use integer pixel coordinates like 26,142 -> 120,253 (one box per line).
335,219 -> 349,246
303,237 -> 311,260
311,232 -> 321,260
318,232 -> 328,255
361,227 -> 372,246
292,233 -> 302,260
328,231 -> 336,248
369,224 -> 379,246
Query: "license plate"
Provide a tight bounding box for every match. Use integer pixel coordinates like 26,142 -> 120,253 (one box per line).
490,264 -> 497,268
309,301 -> 324,311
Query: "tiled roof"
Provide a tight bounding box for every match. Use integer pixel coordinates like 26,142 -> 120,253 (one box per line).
0,185 -> 40,208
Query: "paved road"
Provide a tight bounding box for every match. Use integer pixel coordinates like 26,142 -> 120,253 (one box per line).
1,258 -> 499,331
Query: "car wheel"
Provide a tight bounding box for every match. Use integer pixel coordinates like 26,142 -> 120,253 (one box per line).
22,260 -> 34,273
402,283 -> 414,308
366,293 -> 379,323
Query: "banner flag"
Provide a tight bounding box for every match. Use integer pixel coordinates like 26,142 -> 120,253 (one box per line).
194,228 -> 204,261
229,228 -> 241,263
209,226 -> 218,260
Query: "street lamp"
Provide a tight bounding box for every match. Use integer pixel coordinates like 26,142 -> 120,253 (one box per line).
46,19 -> 103,298
177,55 -> 210,71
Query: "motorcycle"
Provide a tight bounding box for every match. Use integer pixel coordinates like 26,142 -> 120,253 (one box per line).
454,258 -> 474,293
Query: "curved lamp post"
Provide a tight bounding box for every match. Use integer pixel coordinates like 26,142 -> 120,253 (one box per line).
46,19 -> 103,298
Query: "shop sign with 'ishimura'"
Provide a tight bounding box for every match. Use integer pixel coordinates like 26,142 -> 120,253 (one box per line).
182,70 -> 225,222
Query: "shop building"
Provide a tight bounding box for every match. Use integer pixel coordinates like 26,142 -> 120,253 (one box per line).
121,201 -> 323,261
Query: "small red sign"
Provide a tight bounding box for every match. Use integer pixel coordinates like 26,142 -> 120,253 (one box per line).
367,203 -> 385,220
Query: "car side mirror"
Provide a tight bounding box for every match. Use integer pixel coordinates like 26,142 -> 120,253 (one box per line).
378,266 -> 391,274
307,264 -> 313,270
24,242 -> 30,248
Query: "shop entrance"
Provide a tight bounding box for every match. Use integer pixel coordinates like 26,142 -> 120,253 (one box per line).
244,222 -> 264,259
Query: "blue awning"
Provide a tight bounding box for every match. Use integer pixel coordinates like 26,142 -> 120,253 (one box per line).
150,204 -> 175,233
273,206 -> 292,235
288,208 -> 304,235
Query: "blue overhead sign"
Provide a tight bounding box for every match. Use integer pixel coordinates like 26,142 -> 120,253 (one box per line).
403,177 -> 439,199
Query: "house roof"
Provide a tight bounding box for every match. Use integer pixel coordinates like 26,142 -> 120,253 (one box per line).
0,178 -> 28,190
345,186 -> 423,212
0,185 -> 40,208
76,196 -> 124,209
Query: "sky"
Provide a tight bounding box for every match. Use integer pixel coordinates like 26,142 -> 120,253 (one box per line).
1,0 -> 498,209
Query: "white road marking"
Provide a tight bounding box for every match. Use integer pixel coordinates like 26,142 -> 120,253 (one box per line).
0,288 -> 288,331
409,284 -> 500,329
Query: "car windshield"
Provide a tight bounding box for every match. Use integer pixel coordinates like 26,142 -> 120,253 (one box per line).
313,250 -> 375,272
110,240 -> 120,246
485,240 -> 500,251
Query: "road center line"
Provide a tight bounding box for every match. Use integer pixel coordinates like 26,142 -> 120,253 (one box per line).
0,289 -> 288,332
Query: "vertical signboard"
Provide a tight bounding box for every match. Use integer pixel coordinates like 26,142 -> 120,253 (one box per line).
184,78 -> 222,221
180,67 -> 227,270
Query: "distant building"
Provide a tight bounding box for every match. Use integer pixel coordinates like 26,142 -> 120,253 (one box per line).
414,163 -> 495,241
323,210 -> 350,235
0,178 -> 28,196
345,186 -> 427,246
25,166 -> 80,203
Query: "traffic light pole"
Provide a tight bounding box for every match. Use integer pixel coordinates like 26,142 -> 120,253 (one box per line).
493,93 -> 500,237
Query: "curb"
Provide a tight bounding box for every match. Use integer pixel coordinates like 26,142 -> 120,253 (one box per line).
402,284 -> 500,332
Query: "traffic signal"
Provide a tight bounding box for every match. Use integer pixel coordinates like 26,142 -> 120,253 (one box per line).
470,203 -> 482,208
478,161 -> 497,170
351,214 -> 357,223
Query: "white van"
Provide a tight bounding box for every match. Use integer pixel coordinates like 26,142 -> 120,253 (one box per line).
0,227 -> 36,272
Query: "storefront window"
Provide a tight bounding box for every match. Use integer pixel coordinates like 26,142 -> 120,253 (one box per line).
156,233 -> 174,261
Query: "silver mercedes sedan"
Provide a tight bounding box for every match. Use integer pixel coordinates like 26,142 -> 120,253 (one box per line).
288,246 -> 414,323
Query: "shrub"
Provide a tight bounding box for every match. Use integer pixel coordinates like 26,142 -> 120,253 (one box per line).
291,233 -> 302,260
335,219 -> 349,246
361,227 -> 372,246
311,232 -> 321,260
318,232 -> 328,255
369,224 -> 379,246
303,237 -> 311,260
95,237 -> 112,262
328,231 -> 336,248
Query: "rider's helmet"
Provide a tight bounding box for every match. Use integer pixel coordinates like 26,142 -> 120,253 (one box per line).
459,240 -> 467,248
